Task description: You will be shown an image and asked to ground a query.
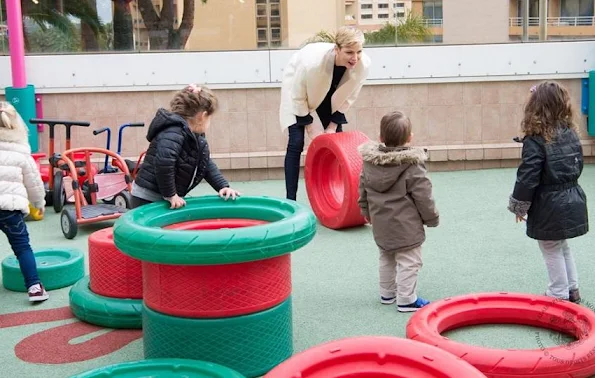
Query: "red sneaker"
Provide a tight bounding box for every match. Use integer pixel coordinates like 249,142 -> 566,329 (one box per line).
28,283 -> 49,302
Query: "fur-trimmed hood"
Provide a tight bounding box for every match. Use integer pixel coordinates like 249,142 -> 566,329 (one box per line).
358,141 -> 427,165
0,124 -> 30,147
358,141 -> 428,193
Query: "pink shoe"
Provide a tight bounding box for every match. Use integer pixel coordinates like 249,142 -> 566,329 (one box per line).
28,283 -> 49,302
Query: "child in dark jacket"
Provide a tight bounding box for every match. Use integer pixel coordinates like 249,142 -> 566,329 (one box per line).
132,84 -> 240,209
508,81 -> 588,303
358,111 -> 439,312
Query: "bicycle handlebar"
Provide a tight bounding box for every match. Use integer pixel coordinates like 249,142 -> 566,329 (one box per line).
93,127 -> 110,136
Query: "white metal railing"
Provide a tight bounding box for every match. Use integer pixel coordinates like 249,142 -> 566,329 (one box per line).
422,18 -> 443,26
509,16 -> 595,27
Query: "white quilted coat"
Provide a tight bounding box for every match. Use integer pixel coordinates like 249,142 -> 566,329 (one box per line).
0,125 -> 45,215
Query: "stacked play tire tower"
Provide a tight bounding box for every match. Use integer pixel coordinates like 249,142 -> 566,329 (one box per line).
69,227 -> 143,329
113,196 -> 317,378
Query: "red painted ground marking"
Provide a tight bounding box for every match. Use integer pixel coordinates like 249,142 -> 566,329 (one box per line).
15,322 -> 142,364
0,306 -> 74,329
1,306 -> 142,364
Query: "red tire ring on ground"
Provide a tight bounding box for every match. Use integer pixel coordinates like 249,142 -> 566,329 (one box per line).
88,227 -> 143,299
145,219 -> 291,318
305,131 -> 370,230
264,335 -> 487,377
406,292 -> 595,377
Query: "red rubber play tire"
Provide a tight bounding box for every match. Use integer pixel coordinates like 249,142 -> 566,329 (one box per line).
406,292 -> 595,378
144,219 -> 291,318
304,131 -> 370,230
264,335 -> 487,377
88,227 -> 142,299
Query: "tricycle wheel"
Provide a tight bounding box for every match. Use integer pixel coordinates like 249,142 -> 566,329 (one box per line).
114,191 -> 132,209
102,196 -> 116,205
61,209 -> 78,239
53,171 -> 66,213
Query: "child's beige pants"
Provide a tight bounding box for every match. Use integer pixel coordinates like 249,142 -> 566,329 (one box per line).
378,246 -> 422,306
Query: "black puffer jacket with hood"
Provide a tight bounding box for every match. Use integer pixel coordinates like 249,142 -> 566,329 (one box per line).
134,109 -> 228,198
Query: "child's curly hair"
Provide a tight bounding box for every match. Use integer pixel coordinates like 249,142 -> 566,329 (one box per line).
170,84 -> 218,120
521,81 -> 578,143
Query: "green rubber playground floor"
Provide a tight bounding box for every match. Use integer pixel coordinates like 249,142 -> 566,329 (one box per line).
2,166 -> 595,377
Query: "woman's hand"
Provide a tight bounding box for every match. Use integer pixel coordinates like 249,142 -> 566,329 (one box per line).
166,194 -> 186,209
219,187 -> 241,200
325,122 -> 338,134
306,124 -> 323,139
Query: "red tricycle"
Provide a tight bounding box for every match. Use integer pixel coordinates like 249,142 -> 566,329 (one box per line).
29,119 -> 98,213
58,147 -> 133,239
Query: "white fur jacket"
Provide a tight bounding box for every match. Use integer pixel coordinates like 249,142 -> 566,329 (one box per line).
279,42 -> 371,132
0,126 -> 45,215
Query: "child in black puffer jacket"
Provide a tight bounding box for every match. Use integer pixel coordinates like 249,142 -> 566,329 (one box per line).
132,84 -> 241,209
508,81 -> 588,304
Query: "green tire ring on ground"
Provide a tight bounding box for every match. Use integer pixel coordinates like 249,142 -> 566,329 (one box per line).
113,195 -> 317,265
2,248 -> 84,292
143,297 -> 293,378
69,276 -> 142,329
70,358 -> 246,378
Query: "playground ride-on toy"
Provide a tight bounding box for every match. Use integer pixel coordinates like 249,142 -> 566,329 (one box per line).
29,118 -> 97,213
70,358 -> 246,378
93,122 -> 144,205
113,195 -> 317,377
406,292 -> 595,377
58,147 -> 133,239
264,336 -> 487,377
304,131 -> 370,230
114,122 -> 145,179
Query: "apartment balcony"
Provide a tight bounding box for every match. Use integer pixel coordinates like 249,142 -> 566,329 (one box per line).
345,0 -> 355,4
509,16 -> 595,37
422,18 -> 443,27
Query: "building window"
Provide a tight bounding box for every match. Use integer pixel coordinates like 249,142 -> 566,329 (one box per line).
361,14 -> 373,19
255,0 -> 284,49
423,1 -> 443,19
361,4 -> 372,9
378,3 -> 389,9
378,13 -> 389,18
516,0 -> 539,18
561,0 -> 594,17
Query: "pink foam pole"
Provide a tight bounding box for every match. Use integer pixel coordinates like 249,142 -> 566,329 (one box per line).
6,0 -> 27,88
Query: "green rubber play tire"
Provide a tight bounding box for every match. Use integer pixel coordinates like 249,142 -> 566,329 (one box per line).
2,248 -> 84,292
113,196 -> 317,265
69,276 -> 142,329
143,297 -> 293,378
70,358 -> 246,378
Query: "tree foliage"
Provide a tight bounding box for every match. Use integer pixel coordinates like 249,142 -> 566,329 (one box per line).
302,12 -> 433,47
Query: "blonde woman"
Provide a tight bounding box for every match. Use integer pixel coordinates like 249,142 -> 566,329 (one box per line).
280,26 -> 371,201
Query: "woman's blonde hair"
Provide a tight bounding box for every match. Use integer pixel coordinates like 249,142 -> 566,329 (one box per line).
335,26 -> 365,49
0,101 -> 28,135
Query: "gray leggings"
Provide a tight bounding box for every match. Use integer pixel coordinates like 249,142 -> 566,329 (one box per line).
538,239 -> 578,299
